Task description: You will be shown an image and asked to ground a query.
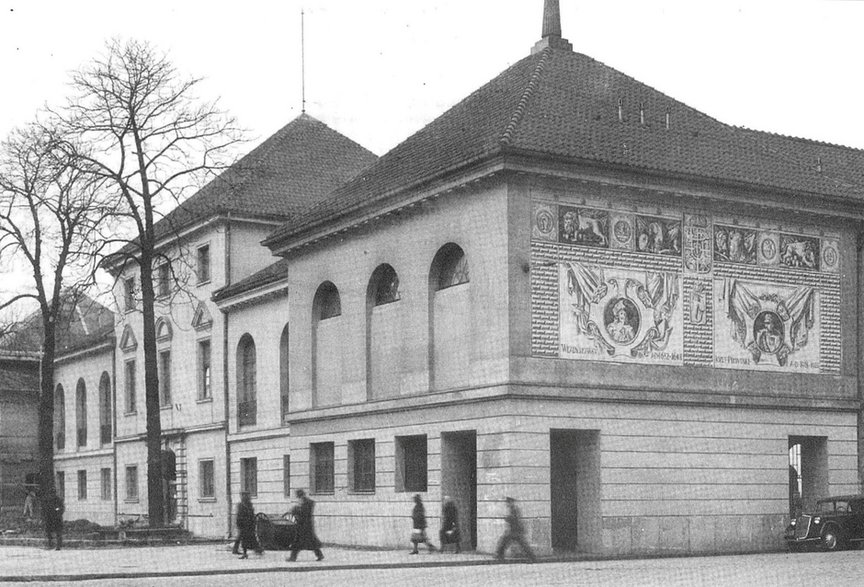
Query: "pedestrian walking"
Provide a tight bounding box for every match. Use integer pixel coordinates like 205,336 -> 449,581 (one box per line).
409,494 -> 436,554
495,496 -> 536,562
287,489 -> 324,561
42,490 -> 64,550
235,492 -> 263,558
439,495 -> 461,553
23,487 -> 36,520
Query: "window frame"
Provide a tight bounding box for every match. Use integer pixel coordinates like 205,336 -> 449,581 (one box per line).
75,378 -> 87,448
77,469 -> 87,501
125,465 -> 138,501
198,339 -> 212,401
311,442 -> 335,495
240,457 -> 258,497
349,439 -> 376,493
157,262 -> 171,298
100,468 -> 112,501
158,349 -> 172,408
123,276 -> 136,312
199,459 -> 215,499
396,435 -> 428,493
197,244 -> 211,284
283,455 -> 291,498
124,360 -> 136,414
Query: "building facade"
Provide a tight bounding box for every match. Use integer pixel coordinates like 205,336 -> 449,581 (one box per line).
22,1 -> 864,556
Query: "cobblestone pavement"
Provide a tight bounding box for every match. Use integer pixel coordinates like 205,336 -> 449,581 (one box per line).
4,544 -> 864,586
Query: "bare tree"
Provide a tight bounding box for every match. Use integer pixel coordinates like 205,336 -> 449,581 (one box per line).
0,122 -> 109,498
55,39 -> 242,527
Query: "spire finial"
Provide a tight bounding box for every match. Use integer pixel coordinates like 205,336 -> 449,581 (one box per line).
532,0 -> 572,54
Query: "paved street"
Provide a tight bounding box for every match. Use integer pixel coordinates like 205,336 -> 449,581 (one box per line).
3,543 -> 864,586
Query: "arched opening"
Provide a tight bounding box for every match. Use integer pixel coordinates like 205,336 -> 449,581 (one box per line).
366,264 -> 402,400
75,378 -> 87,448
236,334 -> 257,427
99,372 -> 112,445
312,281 -> 343,408
428,243 -> 471,390
54,384 -> 65,450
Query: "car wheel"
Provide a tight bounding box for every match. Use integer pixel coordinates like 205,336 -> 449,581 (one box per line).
822,526 -> 842,551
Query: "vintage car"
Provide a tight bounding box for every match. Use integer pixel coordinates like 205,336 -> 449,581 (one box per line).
785,495 -> 864,552
255,512 -> 297,550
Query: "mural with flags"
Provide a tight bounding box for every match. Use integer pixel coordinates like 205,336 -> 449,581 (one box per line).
714,279 -> 819,372
559,262 -> 684,365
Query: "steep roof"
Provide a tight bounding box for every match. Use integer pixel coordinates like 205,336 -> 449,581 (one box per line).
266,47 -> 864,247
0,293 -> 115,357
112,114 -> 377,262
212,258 -> 290,303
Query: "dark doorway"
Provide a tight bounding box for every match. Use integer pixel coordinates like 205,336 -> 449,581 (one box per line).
789,436 -> 828,518
550,429 -> 600,552
441,431 -> 477,550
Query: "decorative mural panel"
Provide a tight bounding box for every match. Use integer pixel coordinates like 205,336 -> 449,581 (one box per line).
713,279 -> 819,372
531,198 -> 842,374
559,263 -> 683,364
558,205 -> 609,248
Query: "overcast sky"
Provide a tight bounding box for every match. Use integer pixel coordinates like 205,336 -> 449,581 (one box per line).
1,1 -> 862,310
2,0 -> 863,155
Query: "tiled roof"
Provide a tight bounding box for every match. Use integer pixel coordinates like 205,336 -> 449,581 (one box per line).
266,47 -> 864,247
0,293 -> 115,357
114,114 -> 377,259
212,258 -> 290,302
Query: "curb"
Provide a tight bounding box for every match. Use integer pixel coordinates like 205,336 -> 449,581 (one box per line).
0,558 -> 526,583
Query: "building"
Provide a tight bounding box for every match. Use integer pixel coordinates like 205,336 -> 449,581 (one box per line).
18,0 -> 864,556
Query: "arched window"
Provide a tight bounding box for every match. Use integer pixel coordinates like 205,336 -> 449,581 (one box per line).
428,243 -> 471,390
366,264 -> 402,400
54,384 -> 65,450
432,243 -> 469,290
99,372 -> 112,445
75,378 -> 87,448
280,323 -> 290,423
312,282 -> 343,407
237,334 -> 257,426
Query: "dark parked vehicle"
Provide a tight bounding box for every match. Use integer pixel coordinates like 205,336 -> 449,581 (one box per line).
785,495 -> 864,552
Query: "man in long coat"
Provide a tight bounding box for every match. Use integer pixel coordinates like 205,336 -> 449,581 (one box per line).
42,490 -> 64,550
287,489 -> 323,561
495,496 -> 536,562
439,496 -> 461,553
235,492 -> 263,558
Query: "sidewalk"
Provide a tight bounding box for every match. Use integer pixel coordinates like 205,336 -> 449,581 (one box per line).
0,542 -> 498,582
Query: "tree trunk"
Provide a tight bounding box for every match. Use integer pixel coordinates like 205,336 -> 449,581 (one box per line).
37,321 -> 57,498
139,245 -> 164,527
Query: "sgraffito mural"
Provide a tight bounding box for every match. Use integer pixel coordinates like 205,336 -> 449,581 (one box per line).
559,263 -> 683,365
531,199 -> 842,374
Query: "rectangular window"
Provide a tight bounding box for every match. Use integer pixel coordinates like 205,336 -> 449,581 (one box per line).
55,471 -> 65,499
157,263 -> 170,298
124,277 -> 135,311
158,350 -> 172,407
396,435 -> 428,492
283,455 -> 291,497
240,457 -> 257,497
197,245 -> 211,284
100,468 -> 111,501
349,439 -> 376,493
311,442 -> 334,494
200,459 -> 215,499
124,360 -> 136,413
125,466 -> 138,501
198,340 -> 212,400
77,470 -> 87,500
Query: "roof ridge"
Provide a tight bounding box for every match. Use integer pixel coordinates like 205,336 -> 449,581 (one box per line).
499,48 -> 552,147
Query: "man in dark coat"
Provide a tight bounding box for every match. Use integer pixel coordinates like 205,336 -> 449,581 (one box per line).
495,496 -> 536,562
42,490 -> 64,551
287,489 -> 323,561
235,492 -> 263,558
439,495 -> 461,553
409,494 -> 436,554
